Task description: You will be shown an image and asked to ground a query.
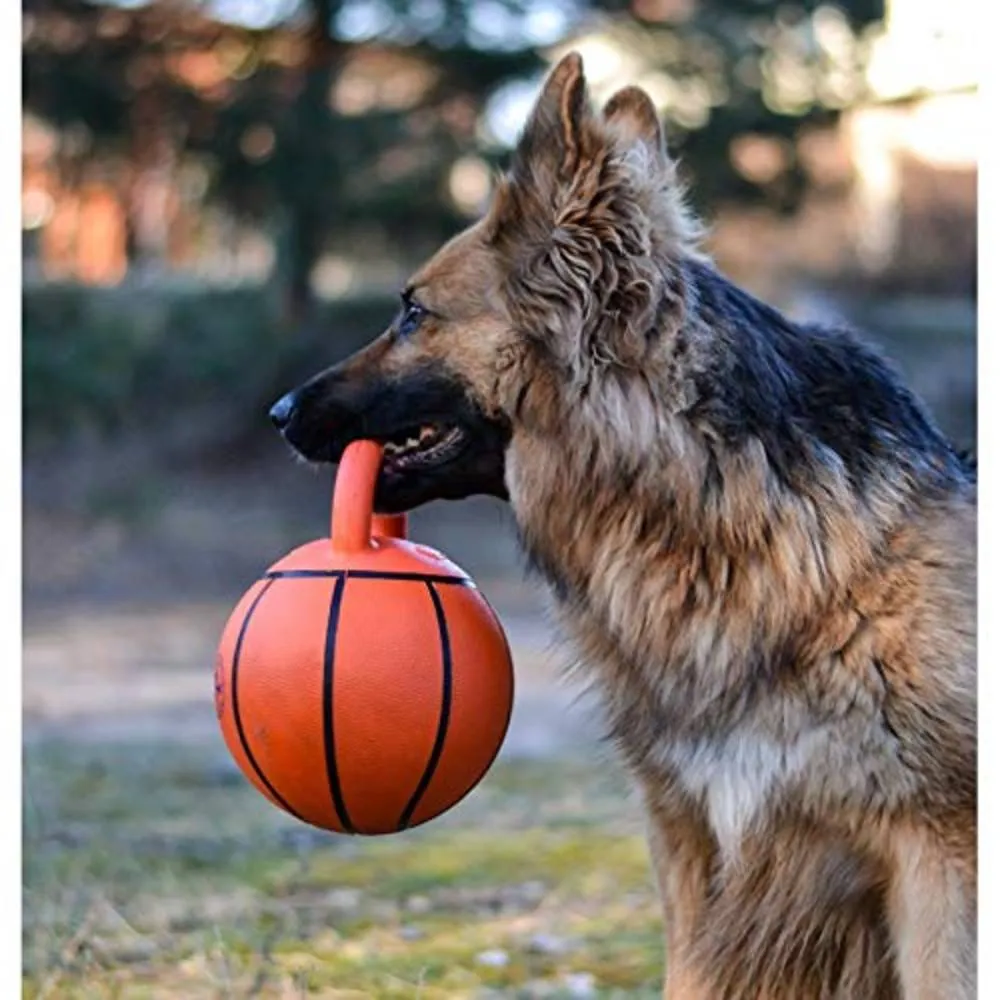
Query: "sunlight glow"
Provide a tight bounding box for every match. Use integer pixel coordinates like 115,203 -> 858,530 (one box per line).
865,0 -> 978,99
206,0 -> 303,30
482,78 -> 545,148
311,255 -> 356,299
449,155 -> 492,215
22,190 -> 55,231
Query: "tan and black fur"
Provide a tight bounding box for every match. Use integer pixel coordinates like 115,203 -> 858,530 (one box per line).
271,54 -> 977,999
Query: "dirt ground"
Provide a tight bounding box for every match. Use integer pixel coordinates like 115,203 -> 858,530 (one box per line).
22,592 -> 598,758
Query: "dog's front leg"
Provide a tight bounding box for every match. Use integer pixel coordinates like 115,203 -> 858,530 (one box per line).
886,821 -> 976,1000
644,794 -> 717,1000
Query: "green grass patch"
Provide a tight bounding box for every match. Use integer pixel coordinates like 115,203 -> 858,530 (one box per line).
24,738 -> 662,998
267,829 -> 652,899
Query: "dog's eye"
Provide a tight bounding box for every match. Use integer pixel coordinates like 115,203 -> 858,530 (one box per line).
397,298 -> 427,339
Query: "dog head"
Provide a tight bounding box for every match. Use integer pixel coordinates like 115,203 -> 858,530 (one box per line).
272,53 -> 699,513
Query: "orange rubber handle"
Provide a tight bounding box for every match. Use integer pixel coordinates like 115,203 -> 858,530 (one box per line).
372,513 -> 407,539
330,441 -> 409,550
331,440 -> 381,551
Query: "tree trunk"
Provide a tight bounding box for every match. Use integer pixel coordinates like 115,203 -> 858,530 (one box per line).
278,0 -> 339,329
284,200 -> 324,327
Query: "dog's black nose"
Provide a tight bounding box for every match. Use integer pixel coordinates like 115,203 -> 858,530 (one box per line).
269,392 -> 296,431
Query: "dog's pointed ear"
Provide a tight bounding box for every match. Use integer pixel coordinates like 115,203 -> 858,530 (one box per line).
513,52 -> 591,185
602,86 -> 668,170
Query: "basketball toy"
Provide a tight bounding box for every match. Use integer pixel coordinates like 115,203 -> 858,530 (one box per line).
214,440 -> 514,835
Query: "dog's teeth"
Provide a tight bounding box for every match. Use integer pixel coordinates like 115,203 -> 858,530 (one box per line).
406,437 -> 420,450
384,442 -> 401,456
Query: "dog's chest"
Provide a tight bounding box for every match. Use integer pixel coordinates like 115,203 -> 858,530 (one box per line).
653,727 -> 822,858
553,609 -> 822,854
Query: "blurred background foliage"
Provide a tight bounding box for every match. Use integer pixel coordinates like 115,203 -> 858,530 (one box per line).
22,0 -> 975,454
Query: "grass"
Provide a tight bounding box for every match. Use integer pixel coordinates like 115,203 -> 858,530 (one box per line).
23,739 -> 664,999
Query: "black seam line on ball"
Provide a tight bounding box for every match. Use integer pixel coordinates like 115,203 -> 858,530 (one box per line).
265,569 -> 474,586
323,573 -> 355,834
230,578 -> 305,821
457,595 -> 514,802
397,581 -> 454,831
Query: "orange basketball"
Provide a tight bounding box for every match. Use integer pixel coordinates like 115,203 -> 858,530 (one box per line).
214,441 -> 514,835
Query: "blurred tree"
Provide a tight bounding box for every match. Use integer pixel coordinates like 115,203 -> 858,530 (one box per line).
23,0 -> 885,323
23,0 -> 541,322
203,1 -> 548,320
611,0 -> 884,213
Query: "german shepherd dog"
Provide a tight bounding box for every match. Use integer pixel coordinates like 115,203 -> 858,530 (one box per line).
270,54 -> 976,1000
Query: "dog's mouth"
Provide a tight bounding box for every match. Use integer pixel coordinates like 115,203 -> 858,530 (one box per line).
271,368 -> 509,513
359,412 -> 504,513
380,423 -> 468,476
